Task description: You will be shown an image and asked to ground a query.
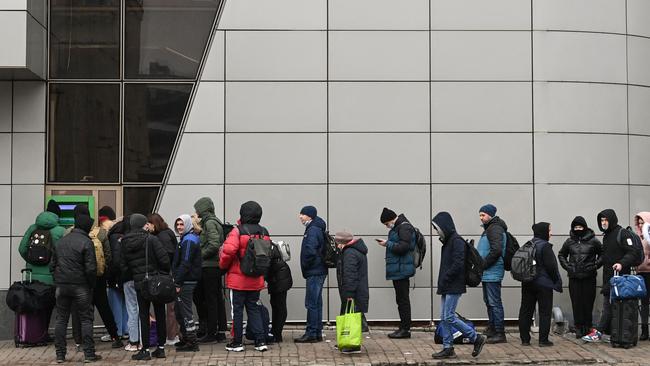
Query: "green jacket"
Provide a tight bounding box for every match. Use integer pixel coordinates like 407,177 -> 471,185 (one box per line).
18,212 -> 66,284
194,197 -> 223,268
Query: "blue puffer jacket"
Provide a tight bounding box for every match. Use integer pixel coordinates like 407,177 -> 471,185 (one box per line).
300,216 -> 328,278
477,216 -> 507,282
385,214 -> 416,281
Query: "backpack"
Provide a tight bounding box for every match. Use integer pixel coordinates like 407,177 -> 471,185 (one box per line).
89,227 -> 106,277
503,232 -> 520,271
464,239 -> 484,287
510,240 -> 537,282
399,222 -> 426,269
203,217 -> 234,243
322,231 -> 340,268
26,229 -> 53,266
239,225 -> 273,277
617,227 -> 644,267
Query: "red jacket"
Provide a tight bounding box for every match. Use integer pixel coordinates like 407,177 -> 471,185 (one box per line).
219,226 -> 266,291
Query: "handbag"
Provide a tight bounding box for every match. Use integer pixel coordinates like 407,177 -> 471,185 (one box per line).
142,236 -> 176,304
6,269 -> 55,313
610,270 -> 647,301
336,299 -> 362,351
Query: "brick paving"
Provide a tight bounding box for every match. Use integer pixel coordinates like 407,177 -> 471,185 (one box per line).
1,327 -> 650,365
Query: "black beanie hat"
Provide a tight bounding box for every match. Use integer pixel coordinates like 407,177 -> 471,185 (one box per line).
74,214 -> 94,234
130,214 -> 148,230
46,199 -> 61,217
299,205 -> 317,219
98,206 -> 116,221
73,204 -> 90,218
380,207 -> 397,224
532,222 -> 550,241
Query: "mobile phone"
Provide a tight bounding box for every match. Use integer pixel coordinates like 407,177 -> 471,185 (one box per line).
375,238 -> 383,242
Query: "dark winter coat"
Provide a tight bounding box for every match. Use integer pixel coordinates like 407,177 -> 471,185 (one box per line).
107,219 -> 129,287
336,239 -> 369,313
50,228 -> 97,288
558,228 -> 603,279
531,238 -> 563,292
194,197 -> 223,268
156,228 -> 178,268
173,231 -> 202,286
598,209 -> 638,295
120,229 -> 171,289
300,216 -> 328,278
385,214 -> 416,281
267,243 -> 293,294
477,216 -> 507,282
433,212 -> 466,295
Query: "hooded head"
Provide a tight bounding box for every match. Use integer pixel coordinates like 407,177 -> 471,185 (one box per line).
73,204 -> 90,218
175,214 -> 193,236
240,201 -> 262,225
532,222 -> 551,241
129,214 -> 148,231
570,216 -> 589,237
74,214 -> 94,234
193,197 -> 215,218
46,199 -> 61,217
634,212 -> 650,236
431,211 -> 457,243
597,209 -> 619,233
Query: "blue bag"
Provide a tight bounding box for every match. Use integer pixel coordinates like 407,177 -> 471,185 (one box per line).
434,313 -> 475,344
610,272 -> 647,301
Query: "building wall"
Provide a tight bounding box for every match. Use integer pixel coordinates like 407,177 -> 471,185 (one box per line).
158,0 -> 650,323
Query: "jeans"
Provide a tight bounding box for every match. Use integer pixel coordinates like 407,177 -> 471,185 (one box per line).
305,274 -> 326,337
569,277 -> 597,330
393,278 -> 411,330
440,294 -> 476,349
123,281 -> 140,343
55,285 -> 95,358
107,287 -> 129,337
175,283 -> 197,344
519,283 -> 553,343
482,281 -> 505,333
270,290 -> 287,340
231,290 -> 264,344
640,273 -> 650,327
136,291 -> 166,350
597,294 -> 613,335
194,267 -> 227,335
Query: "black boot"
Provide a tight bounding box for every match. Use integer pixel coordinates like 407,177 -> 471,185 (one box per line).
387,329 -> 411,339
641,325 -> 649,341
432,347 -> 456,359
483,325 -> 495,338
487,332 -> 507,344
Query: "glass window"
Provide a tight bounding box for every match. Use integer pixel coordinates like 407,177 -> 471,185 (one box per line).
123,186 -> 159,216
123,83 -> 191,182
48,83 -> 120,183
50,0 -> 120,79
125,0 -> 220,79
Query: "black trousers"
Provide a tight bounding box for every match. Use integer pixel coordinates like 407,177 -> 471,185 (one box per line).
640,273 -> 650,327
194,267 -> 227,335
175,283 -> 197,344
55,285 -> 94,358
72,276 -> 118,343
392,279 -> 411,330
269,290 -> 287,340
569,277 -> 597,330
519,283 -> 553,343
136,291 -> 166,350
597,295 -> 613,334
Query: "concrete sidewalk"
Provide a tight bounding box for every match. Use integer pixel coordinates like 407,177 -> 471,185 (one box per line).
1,328 -> 648,365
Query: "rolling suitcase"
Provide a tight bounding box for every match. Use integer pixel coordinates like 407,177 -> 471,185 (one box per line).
610,298 -> 639,348
14,269 -> 50,348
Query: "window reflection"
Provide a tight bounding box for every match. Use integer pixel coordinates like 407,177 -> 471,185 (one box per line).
123,186 -> 159,215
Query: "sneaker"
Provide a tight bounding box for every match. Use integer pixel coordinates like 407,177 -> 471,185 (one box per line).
131,350 -> 151,361
582,329 -> 602,342
56,356 -> 65,364
174,340 -> 187,348
340,347 -> 362,354
539,340 -> 554,347
176,343 -> 199,352
472,334 -> 486,357
255,343 -> 268,352
125,343 -> 140,352
432,347 -> 456,359
197,334 -> 218,344
84,354 -> 102,363
225,342 -> 244,352
111,338 -> 124,349
151,347 -> 166,358
165,336 -> 180,346
122,334 -> 130,340
215,332 -> 227,342
100,335 -> 112,342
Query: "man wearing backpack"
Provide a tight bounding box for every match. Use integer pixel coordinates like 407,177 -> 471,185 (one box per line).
219,201 -> 269,352
377,207 -> 415,339
192,197 -> 227,343
295,205 -> 328,343
583,209 -> 640,342
477,204 -> 508,344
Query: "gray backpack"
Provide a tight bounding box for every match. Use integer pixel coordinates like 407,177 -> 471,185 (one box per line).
510,241 -> 537,283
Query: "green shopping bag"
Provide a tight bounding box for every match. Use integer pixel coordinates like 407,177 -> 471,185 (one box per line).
336,299 -> 362,350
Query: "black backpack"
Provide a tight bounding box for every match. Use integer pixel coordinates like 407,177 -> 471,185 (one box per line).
26,229 -> 53,266
503,232 -> 520,271
239,225 -> 273,277
412,226 -> 427,270
464,239 -> 484,287
322,231 -> 339,268
510,240 -> 537,282
617,227 -> 644,267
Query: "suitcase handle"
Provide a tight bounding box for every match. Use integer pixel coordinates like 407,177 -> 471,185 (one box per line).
21,269 -> 32,283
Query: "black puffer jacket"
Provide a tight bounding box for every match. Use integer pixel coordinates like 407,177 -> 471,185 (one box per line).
156,228 -> 178,270
50,228 -> 97,288
336,239 -> 369,313
558,220 -> 603,279
107,219 -> 130,287
598,209 -> 638,295
267,244 -> 293,294
120,229 -> 171,289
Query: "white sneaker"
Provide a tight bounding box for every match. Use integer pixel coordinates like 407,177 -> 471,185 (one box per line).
100,334 -> 112,342
125,343 -> 140,352
165,336 -> 180,346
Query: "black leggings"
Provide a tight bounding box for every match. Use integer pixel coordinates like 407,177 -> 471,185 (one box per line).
136,291 -> 166,350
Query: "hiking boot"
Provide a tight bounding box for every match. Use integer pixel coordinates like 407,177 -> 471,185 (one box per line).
131,350 -> 151,361
387,329 -> 411,339
84,354 -> 102,363
432,347 -> 456,359
151,348 -> 166,358
487,332 -> 507,344
472,334 -> 486,357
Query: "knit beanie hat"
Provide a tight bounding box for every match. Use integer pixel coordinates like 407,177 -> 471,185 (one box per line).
380,207 -> 397,224
98,206 -> 116,222
532,222 -> 550,241
130,214 -> 148,230
479,204 -> 497,218
299,205 -> 317,219
46,199 -> 61,217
